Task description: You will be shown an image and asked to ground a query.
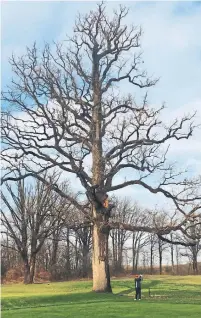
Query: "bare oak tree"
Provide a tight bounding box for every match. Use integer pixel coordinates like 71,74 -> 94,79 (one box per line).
1,3 -> 201,291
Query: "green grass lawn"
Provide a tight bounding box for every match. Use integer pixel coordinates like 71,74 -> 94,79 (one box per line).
1,275 -> 201,318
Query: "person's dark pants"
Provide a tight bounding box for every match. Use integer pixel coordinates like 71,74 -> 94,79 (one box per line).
135,287 -> 141,300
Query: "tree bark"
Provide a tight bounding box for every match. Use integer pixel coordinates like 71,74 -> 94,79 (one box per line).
92,221 -> 111,292
91,54 -> 112,292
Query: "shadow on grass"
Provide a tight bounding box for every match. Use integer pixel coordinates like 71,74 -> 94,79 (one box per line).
147,280 -> 161,288
2,291 -> 133,312
116,287 -> 135,296
115,280 -> 161,296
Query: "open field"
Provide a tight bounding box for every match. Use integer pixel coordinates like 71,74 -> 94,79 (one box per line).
1,275 -> 201,318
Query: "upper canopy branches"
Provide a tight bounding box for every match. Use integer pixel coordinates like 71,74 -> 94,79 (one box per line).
1,3 -> 201,246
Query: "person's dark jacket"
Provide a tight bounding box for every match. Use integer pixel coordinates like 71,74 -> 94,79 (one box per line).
135,276 -> 142,289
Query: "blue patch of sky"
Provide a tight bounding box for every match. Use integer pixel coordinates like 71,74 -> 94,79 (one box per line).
172,1 -> 201,16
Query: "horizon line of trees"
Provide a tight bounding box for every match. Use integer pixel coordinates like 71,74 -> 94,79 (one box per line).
1,176 -> 201,284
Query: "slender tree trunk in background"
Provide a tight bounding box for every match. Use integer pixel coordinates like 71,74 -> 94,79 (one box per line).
45,253 -> 48,271
132,233 -> 139,273
50,238 -> 59,281
75,235 -> 78,272
119,240 -> 124,272
81,227 -> 91,278
170,234 -> 175,275
159,255 -> 162,275
142,252 -> 146,270
132,254 -> 135,273
111,231 -> 116,273
82,244 -> 89,278
114,230 -> 118,273
150,243 -> 154,275
117,231 -> 121,272
29,254 -> 36,283
188,262 -> 191,275
158,239 -> 163,275
23,256 -> 31,284
65,228 -> 71,279
176,245 -> 179,275
135,248 -> 139,272
192,246 -> 198,275
135,239 -> 141,272
189,220 -> 198,275
132,233 -> 135,273
6,231 -> 10,269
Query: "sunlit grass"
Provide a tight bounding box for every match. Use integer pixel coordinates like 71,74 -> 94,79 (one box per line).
1,275 -> 201,318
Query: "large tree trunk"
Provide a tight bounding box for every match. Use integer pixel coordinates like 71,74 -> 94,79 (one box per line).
91,53 -> 112,292
92,218 -> 112,292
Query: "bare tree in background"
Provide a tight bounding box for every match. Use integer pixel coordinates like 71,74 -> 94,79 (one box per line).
1,173 -> 71,283
149,233 -> 158,275
76,226 -> 92,278
181,215 -> 201,275
1,3 -> 201,292
110,198 -> 134,273
129,205 -> 150,273
157,237 -> 167,275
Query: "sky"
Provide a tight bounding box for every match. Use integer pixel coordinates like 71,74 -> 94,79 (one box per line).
1,0 -> 201,211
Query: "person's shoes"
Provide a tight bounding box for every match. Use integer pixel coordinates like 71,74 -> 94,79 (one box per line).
139,299 -> 141,301
134,299 -> 136,301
